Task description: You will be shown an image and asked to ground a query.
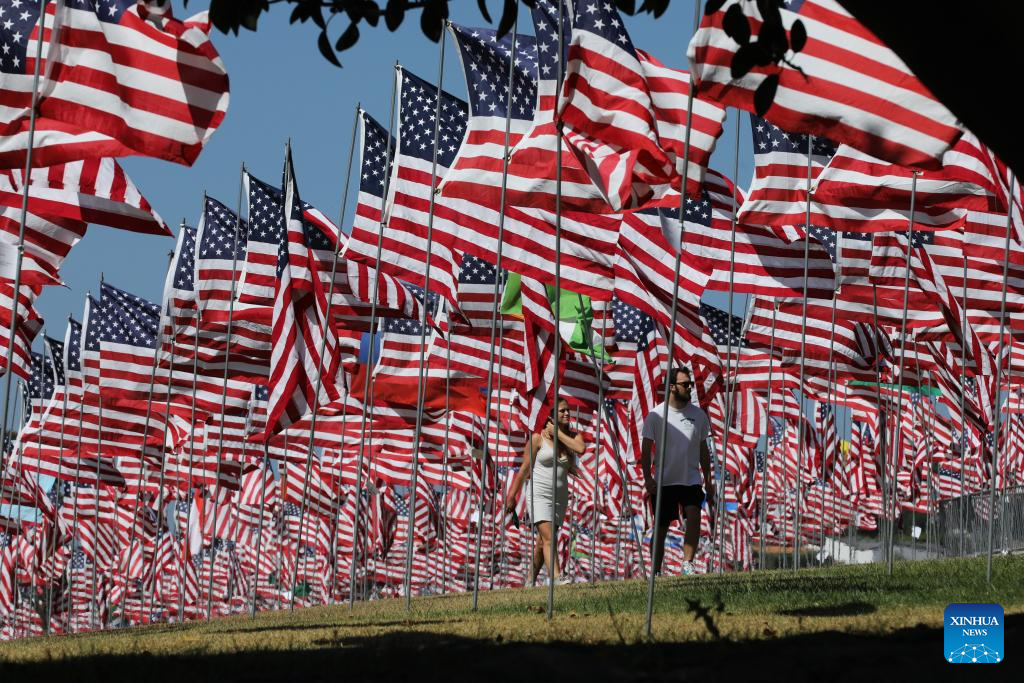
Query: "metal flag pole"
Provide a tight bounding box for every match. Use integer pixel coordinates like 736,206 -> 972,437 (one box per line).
886,171 -> 919,575
645,0 -> 703,637
758,300 -> 779,569
205,163 -> 250,614
792,133 -> 817,571
438,342 -> 452,595
471,5 -> 520,612
986,173 -> 1015,583
403,27 -> 448,612
34,332 -> 54,635
869,285 -> 888,566
115,252 -> 174,625
67,316 -> 90,634
822,287 -> 839,559
586,302 -> 608,584
716,110 -> 744,574
178,309 -> 204,621
0,4 -> 47,481
143,314 -> 177,622
547,0 -> 572,621
249,441 -> 272,618
958,254 -> 968,556
322,106 -> 361,604
286,103 -> 361,611
349,67 -> 400,611
90,394 -> 104,631
44,329 -> 73,632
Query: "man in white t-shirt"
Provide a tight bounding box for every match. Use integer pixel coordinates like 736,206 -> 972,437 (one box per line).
640,367 -> 714,575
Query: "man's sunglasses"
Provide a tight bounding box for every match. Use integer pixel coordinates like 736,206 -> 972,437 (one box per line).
675,381 -> 693,388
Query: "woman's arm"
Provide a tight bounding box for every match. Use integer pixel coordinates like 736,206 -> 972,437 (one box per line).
505,433 -> 539,508
554,425 -> 586,455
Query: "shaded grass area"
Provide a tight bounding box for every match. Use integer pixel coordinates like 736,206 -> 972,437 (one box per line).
1,556 -> 1021,681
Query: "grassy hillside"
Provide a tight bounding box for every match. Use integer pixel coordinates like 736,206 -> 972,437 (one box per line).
1,556 -> 1021,681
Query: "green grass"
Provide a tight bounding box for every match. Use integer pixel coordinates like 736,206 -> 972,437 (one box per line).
0,556 -> 1021,680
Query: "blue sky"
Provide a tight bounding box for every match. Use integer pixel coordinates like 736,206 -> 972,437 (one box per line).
31,0 -> 754,336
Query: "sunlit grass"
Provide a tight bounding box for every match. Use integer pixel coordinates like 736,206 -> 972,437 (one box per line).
0,555 -> 1019,663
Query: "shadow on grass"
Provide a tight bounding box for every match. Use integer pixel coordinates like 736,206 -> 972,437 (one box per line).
2,616 -> 1019,682
777,601 -> 877,617
211,618 -> 457,636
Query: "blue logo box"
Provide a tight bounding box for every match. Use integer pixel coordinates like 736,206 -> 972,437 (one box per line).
944,603 -> 1004,663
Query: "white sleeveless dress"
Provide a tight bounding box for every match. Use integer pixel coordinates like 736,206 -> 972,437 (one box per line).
527,437 -> 570,525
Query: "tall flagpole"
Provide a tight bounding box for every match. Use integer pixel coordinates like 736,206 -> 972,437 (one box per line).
116,253 -> 174,625
0,4 -> 47,480
322,105 -> 361,604
886,171 -> 919,575
205,163 -> 250,616
644,0 -> 702,637
67,315 -> 90,633
350,69 -> 400,610
249,441 -> 272,617
286,104 -> 361,610
178,307 -> 204,620
792,134 -> 816,571
958,254 -> 968,556
547,0 -> 570,620
471,6 -> 520,612
986,173 -> 1015,582
716,110 -> 743,574
403,28 -> 448,611
822,286 -> 839,558
758,300 -> 779,568
144,312 -> 177,621
44,331 -> 72,632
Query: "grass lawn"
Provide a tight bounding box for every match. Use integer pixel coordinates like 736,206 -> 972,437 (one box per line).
0,556 -> 1020,681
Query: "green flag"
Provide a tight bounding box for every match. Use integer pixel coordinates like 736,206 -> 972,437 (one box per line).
499,272 -> 608,360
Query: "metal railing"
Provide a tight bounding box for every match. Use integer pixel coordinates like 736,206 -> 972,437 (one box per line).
936,485 -> 1024,557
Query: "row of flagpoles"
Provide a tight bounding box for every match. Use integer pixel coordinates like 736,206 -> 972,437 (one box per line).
1,0 -> 1023,641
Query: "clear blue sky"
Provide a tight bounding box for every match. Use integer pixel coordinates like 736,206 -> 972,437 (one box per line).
31,0 -> 754,335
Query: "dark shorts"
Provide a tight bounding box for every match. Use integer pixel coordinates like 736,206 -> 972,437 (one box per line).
650,485 -> 705,528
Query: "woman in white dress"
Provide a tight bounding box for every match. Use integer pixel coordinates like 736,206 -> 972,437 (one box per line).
505,398 -> 585,585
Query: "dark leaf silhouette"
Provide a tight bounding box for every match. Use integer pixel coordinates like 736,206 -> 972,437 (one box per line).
359,1 -> 381,27
618,0 -> 637,16
723,3 -> 751,45
731,43 -> 759,79
384,0 -> 405,31
317,28 -> 343,67
705,0 -> 728,16
790,18 -> 807,53
476,0 -> 493,24
496,0 -> 518,37
754,73 -> 779,116
336,21 -> 361,51
756,18 -> 788,61
420,0 -> 447,42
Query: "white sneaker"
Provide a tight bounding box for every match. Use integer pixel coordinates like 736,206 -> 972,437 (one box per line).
681,561 -> 696,575
555,575 -> 573,586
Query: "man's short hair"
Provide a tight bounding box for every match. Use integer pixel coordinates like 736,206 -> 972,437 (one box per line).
669,367 -> 691,385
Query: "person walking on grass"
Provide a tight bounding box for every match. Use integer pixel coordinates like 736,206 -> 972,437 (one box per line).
505,398 -> 584,585
640,367 -> 715,576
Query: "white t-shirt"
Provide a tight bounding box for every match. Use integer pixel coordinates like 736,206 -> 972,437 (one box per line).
641,401 -> 710,486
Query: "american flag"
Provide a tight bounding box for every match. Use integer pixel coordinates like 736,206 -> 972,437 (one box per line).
0,157 -> 169,237
36,0 -> 229,166
0,200 -> 85,287
435,13 -> 621,298
262,146 -> 341,440
813,143 -> 993,232
558,1 -> 684,211
195,195 -> 248,325
0,283 -> 42,380
350,66 -> 466,314
688,0 -> 962,169
688,169 -> 836,298
237,172 -> 283,310
376,286 -> 442,381
738,115 -> 836,228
